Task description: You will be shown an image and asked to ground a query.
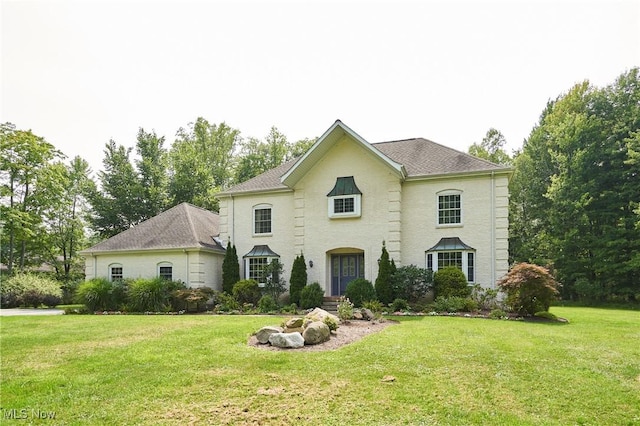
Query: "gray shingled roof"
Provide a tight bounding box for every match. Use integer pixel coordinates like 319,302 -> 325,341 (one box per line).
373,138 -> 506,178
219,135 -> 509,196
81,203 -> 224,253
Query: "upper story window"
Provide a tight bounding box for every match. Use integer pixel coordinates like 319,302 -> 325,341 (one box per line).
253,204 -> 272,235
438,190 -> 462,225
109,264 -> 123,282
327,176 -> 362,219
158,262 -> 173,281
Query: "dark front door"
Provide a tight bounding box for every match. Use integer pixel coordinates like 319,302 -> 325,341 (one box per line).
331,254 -> 364,296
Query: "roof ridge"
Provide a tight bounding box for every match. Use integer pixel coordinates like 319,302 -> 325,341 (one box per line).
182,203 -> 199,244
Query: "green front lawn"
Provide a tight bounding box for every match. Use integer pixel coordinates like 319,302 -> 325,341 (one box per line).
1,308 -> 639,425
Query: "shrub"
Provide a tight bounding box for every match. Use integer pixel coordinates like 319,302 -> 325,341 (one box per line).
375,242 -> 394,305
42,293 -> 63,308
173,287 -> 213,312
1,274 -> 63,308
489,308 -> 508,319
258,295 -> 279,313
232,279 -> 262,305
215,291 -> 240,312
262,259 -> 287,302
222,241 -> 240,294
345,278 -> 376,308
75,278 -> 125,312
391,265 -> 433,302
337,296 -> 354,321
362,299 -> 383,313
127,278 -> 181,312
289,253 -> 307,306
470,284 -> 500,310
299,282 -> 324,309
434,267 -> 471,298
432,296 -> 468,313
534,311 -> 558,321
390,298 -> 409,312
497,263 -> 561,316
324,315 -> 339,332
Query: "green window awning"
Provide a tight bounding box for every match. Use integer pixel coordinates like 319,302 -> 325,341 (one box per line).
427,237 -> 474,252
243,245 -> 280,258
327,176 -> 362,197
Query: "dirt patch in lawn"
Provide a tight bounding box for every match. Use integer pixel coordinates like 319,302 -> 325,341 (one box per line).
248,319 -> 396,352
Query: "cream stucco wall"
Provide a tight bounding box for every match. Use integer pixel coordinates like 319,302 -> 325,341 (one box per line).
400,173 -> 510,288
82,250 -> 224,291
218,135 -> 510,296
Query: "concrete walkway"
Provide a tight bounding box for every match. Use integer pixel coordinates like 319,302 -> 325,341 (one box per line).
0,308 -> 65,316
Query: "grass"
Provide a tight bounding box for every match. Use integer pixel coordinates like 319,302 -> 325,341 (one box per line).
1,307 -> 639,425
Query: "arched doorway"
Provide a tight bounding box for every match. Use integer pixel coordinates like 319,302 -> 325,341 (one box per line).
329,249 -> 364,296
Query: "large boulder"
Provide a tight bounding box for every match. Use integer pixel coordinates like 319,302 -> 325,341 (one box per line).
361,308 -> 375,321
283,317 -> 304,333
268,332 -> 305,349
305,308 -> 339,325
302,321 -> 330,345
255,326 -> 283,344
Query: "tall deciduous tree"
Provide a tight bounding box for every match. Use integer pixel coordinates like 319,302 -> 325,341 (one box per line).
0,123 -> 61,273
468,128 -> 512,165
509,68 -> 640,301
234,126 -> 291,183
35,157 -> 95,280
90,140 -> 143,238
135,128 -> 168,218
169,118 -> 240,211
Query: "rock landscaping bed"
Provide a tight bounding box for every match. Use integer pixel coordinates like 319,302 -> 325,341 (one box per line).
249,308 -> 395,352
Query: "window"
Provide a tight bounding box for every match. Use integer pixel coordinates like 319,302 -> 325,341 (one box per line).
438,251 -> 462,269
438,192 -> 461,225
243,245 -> 280,285
248,257 -> 269,281
253,205 -> 272,235
158,263 -> 173,281
426,237 -> 475,282
327,176 -> 362,218
334,197 -> 355,214
109,264 -> 123,282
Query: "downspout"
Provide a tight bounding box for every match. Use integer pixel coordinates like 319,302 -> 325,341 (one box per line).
231,195 -> 235,243
490,172 -> 496,287
184,249 -> 189,287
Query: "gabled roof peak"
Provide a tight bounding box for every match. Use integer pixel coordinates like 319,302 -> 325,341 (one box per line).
280,120 -> 406,187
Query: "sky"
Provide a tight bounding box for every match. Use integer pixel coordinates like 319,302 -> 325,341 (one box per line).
2,0 -> 639,175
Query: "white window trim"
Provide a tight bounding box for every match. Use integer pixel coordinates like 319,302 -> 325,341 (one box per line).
252,204 -> 273,236
158,262 -> 173,280
328,194 -> 362,219
426,250 -> 475,283
108,263 -> 123,282
244,256 -> 279,286
436,189 -> 463,228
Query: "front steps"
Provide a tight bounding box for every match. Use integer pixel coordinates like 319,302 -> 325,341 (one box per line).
321,296 -> 340,313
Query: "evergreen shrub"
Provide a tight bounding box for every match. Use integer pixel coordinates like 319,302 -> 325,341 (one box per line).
299,282 -> 324,309
232,279 -> 262,305
345,278 -> 376,307
434,267 -> 470,298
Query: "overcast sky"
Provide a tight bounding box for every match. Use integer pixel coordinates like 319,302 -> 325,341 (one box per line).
2,0 -> 639,174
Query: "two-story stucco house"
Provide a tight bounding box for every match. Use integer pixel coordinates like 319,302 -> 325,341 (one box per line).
216,120 -> 511,296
